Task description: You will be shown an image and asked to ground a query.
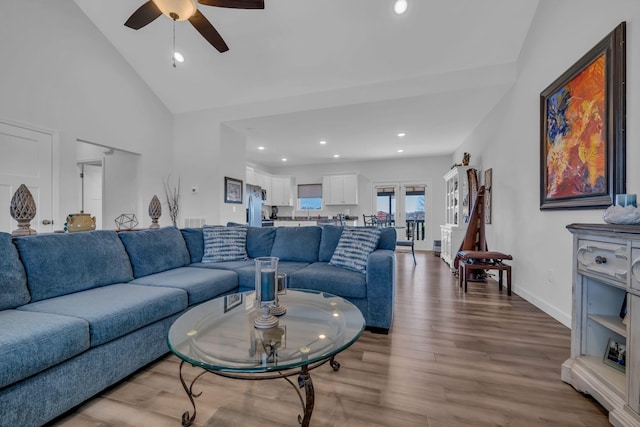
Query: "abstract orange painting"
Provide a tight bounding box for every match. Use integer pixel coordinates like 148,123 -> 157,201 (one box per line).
540,23 -> 626,210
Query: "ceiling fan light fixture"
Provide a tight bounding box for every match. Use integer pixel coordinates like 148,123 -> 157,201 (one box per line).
173,51 -> 185,63
152,0 -> 197,21
393,0 -> 408,15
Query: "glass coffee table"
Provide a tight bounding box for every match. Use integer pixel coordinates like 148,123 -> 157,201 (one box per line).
167,289 -> 365,427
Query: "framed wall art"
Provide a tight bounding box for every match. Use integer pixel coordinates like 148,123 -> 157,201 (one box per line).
484,168 -> 492,224
224,176 -> 243,204
540,22 -> 626,210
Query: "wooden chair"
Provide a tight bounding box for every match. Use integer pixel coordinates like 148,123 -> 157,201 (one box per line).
362,214 -> 378,227
396,220 -> 416,265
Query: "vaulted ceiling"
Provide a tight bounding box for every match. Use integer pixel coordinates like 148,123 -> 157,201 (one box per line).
75,0 -> 539,167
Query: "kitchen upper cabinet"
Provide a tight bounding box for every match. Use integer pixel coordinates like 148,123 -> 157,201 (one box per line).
323,174 -> 358,205
245,167 -> 257,186
255,170 -> 272,205
271,176 -> 294,206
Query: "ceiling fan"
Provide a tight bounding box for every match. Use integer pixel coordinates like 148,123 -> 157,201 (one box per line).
124,0 -> 265,53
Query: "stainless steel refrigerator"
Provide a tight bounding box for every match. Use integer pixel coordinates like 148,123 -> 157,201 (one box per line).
246,184 -> 263,227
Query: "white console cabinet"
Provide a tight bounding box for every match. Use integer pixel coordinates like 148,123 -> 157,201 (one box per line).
563,224 -> 640,427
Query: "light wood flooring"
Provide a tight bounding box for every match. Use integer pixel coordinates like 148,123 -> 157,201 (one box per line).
50,251 -> 610,426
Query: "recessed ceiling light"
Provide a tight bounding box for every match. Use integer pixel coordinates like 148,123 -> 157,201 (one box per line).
173,51 -> 184,63
393,0 -> 408,15
397,132 -> 406,137
319,140 -> 327,145
333,154 -> 340,158
281,158 -> 287,162
397,149 -> 404,153
257,146 -> 265,150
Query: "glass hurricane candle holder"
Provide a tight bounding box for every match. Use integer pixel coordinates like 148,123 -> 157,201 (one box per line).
270,273 -> 288,316
254,257 -> 279,329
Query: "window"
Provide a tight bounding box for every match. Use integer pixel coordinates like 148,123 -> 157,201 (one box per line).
298,184 -> 322,210
376,186 -> 395,225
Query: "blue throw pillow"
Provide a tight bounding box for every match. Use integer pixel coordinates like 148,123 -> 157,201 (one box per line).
329,227 -> 382,273
202,225 -> 248,262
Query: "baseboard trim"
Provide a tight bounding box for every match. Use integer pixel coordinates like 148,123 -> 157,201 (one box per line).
515,286 -> 571,328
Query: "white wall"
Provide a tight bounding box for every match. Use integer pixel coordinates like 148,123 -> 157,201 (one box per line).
454,0 -> 640,326
0,0 -> 174,228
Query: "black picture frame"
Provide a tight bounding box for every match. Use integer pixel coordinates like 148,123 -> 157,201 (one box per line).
224,176 -> 243,204
540,22 -> 626,210
223,293 -> 243,312
603,337 -> 626,372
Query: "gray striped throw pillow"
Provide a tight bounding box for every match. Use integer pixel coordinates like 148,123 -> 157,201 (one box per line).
202,225 -> 248,262
329,227 -> 381,273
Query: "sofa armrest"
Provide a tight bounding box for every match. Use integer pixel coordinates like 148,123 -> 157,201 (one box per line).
365,249 -> 396,331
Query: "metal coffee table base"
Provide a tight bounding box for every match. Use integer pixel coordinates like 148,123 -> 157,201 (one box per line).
179,356 -> 341,427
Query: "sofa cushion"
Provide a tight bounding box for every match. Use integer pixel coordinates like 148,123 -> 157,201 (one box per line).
18,284 -> 187,347
271,226 -> 322,262
0,310 -> 89,388
118,227 -> 191,278
318,225 -> 344,262
234,261 -> 310,291
129,267 -> 238,305
13,230 -> 134,302
329,227 -> 382,273
378,227 -> 397,250
181,227 -> 204,263
0,233 -> 30,310
202,225 -> 248,262
288,263 -> 367,298
247,226 -> 277,258
191,259 -> 255,271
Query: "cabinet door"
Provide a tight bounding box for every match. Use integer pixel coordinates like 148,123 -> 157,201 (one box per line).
324,174 -> 357,205
342,174 -> 358,204
271,176 -> 293,206
246,167 -> 256,186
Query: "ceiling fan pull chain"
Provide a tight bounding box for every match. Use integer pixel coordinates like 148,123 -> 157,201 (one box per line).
171,12 -> 177,68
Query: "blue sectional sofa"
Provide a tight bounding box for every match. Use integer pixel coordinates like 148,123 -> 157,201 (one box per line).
0,224 -> 395,426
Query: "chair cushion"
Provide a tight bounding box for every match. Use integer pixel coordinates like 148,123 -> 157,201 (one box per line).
129,267 -> 238,305
18,284 -> 187,347
0,310 -> 89,388
329,227 -> 382,273
118,227 -> 191,278
0,232 -> 30,310
271,226 -> 322,262
13,230 -> 134,302
288,263 -> 367,298
202,225 -> 248,262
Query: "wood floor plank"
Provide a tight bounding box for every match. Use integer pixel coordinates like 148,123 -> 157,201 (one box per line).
48,251 -> 610,426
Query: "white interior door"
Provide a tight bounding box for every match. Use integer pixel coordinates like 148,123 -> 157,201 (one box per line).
0,121 -> 53,233
79,161 -> 103,229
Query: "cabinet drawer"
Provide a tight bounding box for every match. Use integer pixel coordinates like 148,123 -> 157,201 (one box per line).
577,239 -> 628,285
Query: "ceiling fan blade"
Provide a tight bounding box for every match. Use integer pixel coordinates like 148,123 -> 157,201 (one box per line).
188,10 -> 230,53
124,1 -> 162,30
197,0 -> 265,9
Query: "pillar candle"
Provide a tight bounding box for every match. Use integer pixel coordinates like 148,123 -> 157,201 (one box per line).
260,268 -> 276,302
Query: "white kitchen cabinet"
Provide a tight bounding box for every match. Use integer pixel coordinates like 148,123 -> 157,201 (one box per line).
255,170 -> 272,205
271,176 -> 294,206
322,174 -> 358,205
563,224 -> 640,427
245,166 -> 257,186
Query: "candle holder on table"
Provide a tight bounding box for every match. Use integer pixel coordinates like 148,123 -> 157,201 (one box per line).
254,257 -> 279,329
270,273 -> 288,316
